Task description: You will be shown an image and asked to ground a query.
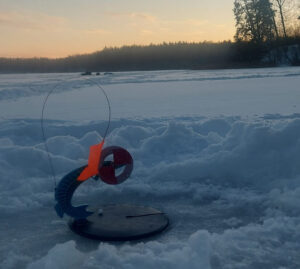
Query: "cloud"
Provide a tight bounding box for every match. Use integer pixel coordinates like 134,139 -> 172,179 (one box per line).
83,28 -> 110,35
106,12 -> 207,28
0,11 -> 67,31
140,29 -> 154,36
216,24 -> 227,28
107,12 -> 157,23
105,11 -> 209,38
184,19 -> 209,27
129,12 -> 157,23
138,18 -> 208,39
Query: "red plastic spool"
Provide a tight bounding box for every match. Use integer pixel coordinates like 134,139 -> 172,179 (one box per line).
98,146 -> 133,185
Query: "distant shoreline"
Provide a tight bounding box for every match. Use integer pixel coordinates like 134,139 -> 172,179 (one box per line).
0,65 -> 281,75
1,40 -> 299,74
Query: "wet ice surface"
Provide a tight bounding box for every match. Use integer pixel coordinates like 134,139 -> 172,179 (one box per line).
0,67 -> 300,269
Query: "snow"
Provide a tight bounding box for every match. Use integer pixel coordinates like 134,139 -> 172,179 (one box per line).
0,67 -> 300,269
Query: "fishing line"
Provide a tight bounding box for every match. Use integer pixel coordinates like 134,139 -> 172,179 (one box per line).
39,76 -> 112,189
84,78 -> 111,140
40,82 -> 61,188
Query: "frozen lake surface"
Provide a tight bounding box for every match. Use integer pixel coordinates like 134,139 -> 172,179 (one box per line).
0,67 -> 300,268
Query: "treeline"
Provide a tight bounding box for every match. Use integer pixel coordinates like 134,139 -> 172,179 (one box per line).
0,39 -> 299,74
0,42 -> 234,73
232,0 -> 300,65
234,36 -> 300,64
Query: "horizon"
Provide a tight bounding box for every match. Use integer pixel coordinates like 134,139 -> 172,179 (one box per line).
0,0 -> 235,58
0,41 -> 234,60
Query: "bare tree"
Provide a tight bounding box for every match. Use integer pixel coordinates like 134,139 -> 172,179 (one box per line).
274,0 -> 288,38
272,11 -> 280,38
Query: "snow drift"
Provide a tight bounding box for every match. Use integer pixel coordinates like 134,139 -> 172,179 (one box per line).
0,68 -> 300,269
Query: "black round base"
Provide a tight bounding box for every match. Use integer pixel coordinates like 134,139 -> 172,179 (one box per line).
69,204 -> 169,241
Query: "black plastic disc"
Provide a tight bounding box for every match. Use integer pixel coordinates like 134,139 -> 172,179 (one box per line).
69,204 -> 169,241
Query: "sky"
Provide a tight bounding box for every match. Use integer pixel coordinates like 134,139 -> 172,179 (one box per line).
0,0 -> 235,58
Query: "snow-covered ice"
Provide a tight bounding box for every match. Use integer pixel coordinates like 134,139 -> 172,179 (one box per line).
0,67 -> 300,269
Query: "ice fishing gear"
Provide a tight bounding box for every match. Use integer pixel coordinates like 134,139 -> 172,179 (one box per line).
41,77 -> 168,241
54,145 -> 134,220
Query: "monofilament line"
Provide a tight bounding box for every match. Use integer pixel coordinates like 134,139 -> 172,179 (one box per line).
40,77 -> 112,190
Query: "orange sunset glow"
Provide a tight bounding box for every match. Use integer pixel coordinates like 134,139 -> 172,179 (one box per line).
0,0 -> 235,58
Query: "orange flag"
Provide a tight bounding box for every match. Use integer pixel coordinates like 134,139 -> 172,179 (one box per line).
77,140 -> 104,181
